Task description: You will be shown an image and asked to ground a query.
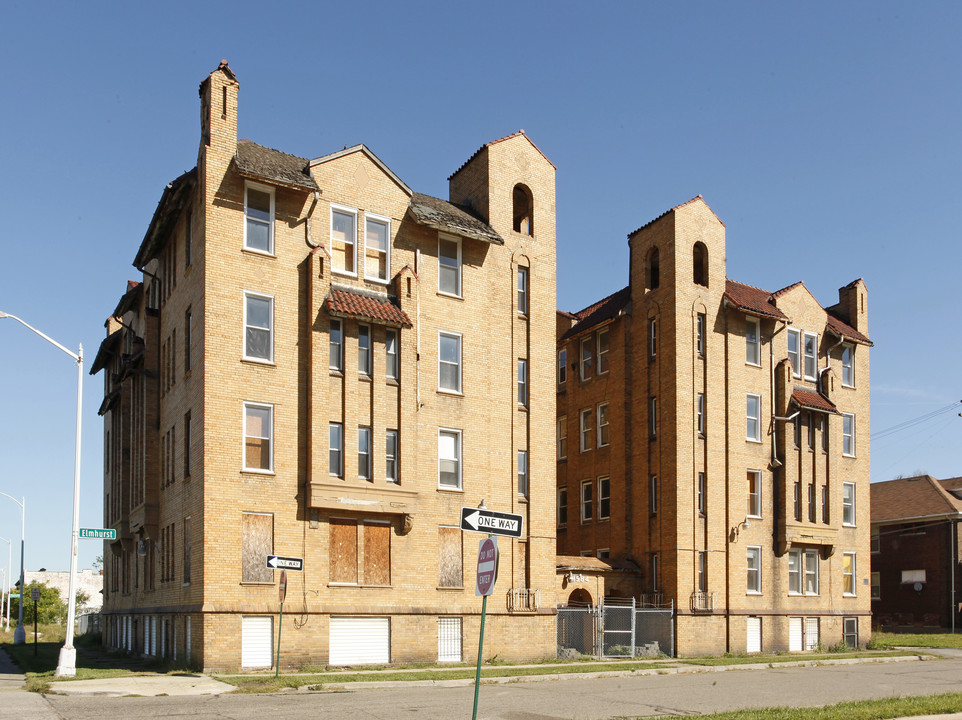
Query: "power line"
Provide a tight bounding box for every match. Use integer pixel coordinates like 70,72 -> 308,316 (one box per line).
871,400 -> 962,441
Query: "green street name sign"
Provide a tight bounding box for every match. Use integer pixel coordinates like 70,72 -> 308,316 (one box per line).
79,528 -> 116,540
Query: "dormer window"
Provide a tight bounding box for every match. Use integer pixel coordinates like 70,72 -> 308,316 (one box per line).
512,184 -> 533,236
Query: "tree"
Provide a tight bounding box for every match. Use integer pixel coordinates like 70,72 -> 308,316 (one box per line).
10,582 -> 63,625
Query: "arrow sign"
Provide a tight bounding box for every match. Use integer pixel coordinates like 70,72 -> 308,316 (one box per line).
266,555 -> 304,571
460,507 -> 523,538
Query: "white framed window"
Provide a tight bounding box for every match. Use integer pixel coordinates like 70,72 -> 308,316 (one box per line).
557,416 -> 567,460
597,328 -> 610,374
364,213 -> 391,282
696,313 -> 706,357
649,475 -> 658,514
244,182 -> 274,254
243,402 -> 273,472
597,402 -> 609,447
580,479 -> 593,522
385,329 -> 399,380
746,317 -> 760,366
648,318 -> 657,358
385,430 -> 398,482
697,551 -> 707,592
803,331 -> 818,381
841,344 -> 854,387
518,358 -> 528,407
842,482 -> 856,525
804,549 -> 819,594
902,569 -> 926,584
746,546 -> 761,594
871,528 -> 879,553
649,397 -> 657,438
243,292 -> 273,362
439,332 -> 462,393
697,393 -> 705,435
842,414 -> 855,457
558,348 -> 567,385
438,429 -> 461,490
580,408 -> 593,452
358,426 -> 371,479
329,319 -> 343,371
580,337 -> 592,380
746,394 -> 761,442
329,422 -> 343,476
517,266 -> 528,315
438,235 -> 461,297
788,549 -> 801,594
871,571 -> 880,599
358,324 -> 372,376
650,553 -> 659,592
331,204 -> 358,276
842,552 -> 856,596
517,450 -> 528,497
808,482 -> 817,522
747,469 -> 762,518
787,328 -> 800,377
557,486 -> 568,527
598,476 -> 610,520
697,472 -> 706,514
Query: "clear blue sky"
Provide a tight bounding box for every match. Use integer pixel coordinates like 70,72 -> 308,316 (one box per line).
1,1 -> 959,574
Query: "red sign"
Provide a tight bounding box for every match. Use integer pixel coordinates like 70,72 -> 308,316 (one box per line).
278,569 -> 287,603
476,537 -> 499,596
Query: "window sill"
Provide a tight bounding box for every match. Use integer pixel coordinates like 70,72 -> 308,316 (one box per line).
240,581 -> 275,586
241,247 -> 276,259
437,586 -> 464,591
843,593 -> 856,598
746,438 -> 762,444
359,374 -> 373,382
438,389 -> 464,398
518,404 -> 528,412
437,291 -> 464,301
184,369 -> 192,381
332,269 -> 358,279
328,582 -> 359,588
746,591 -> 762,596
437,486 -> 463,493
329,369 -> 344,377
241,357 -> 276,367
386,378 -> 399,387
241,468 -> 276,476
364,276 -> 390,286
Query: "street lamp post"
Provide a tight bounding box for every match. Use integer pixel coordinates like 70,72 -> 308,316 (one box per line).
0,311 -> 83,676
0,535 -> 12,630
0,494 -> 25,644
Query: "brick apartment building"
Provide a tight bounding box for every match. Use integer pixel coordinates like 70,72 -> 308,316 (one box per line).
871,475 -> 962,631
556,196 -> 873,654
91,62 -> 558,671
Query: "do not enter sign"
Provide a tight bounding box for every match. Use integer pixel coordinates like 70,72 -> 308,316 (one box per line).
475,537 -> 499,596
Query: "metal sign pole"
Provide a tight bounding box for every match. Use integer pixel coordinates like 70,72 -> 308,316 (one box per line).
472,535 -> 497,720
275,569 -> 287,679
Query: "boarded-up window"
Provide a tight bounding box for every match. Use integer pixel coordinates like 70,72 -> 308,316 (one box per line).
438,526 -> 462,588
242,512 -> 273,583
330,519 -> 358,584
364,523 -> 391,586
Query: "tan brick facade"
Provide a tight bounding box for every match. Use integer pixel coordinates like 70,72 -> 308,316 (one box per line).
556,197 -> 873,655
94,63 -> 558,672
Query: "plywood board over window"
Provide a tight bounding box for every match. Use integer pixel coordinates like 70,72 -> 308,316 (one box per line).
438,526 -> 462,588
242,512 -> 273,583
330,519 -> 358,584
364,522 -> 391,586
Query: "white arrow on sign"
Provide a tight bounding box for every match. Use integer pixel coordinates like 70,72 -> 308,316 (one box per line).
266,555 -> 304,571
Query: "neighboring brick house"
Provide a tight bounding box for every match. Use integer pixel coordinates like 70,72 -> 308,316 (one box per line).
871,475 -> 962,631
91,62 -> 558,671
556,196 -> 873,655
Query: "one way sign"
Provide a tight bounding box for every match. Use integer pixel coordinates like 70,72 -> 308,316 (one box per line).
460,507 -> 524,538
266,555 -> 304,571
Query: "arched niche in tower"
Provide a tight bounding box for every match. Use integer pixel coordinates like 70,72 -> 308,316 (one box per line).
646,247 -> 660,291
693,242 -> 709,287
513,183 -> 534,236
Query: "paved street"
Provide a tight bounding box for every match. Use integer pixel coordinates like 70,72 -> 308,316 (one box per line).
16,656 -> 962,720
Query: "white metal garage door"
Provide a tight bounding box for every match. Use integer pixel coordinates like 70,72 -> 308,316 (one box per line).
241,616 -> 273,668
789,617 -> 803,651
330,617 -> 390,665
746,616 -> 761,653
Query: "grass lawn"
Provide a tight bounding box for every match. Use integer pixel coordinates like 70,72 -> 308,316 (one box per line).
870,631 -> 962,649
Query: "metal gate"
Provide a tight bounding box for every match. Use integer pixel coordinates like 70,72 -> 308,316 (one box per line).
557,598 -> 675,658
602,599 -> 635,657
556,605 -> 599,656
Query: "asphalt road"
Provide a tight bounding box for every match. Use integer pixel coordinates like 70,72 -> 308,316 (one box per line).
25,656 -> 962,720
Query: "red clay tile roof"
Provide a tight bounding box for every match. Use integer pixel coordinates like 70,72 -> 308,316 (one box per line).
448,130 -> 556,180
791,388 -> 839,414
871,475 -> 962,524
325,288 -> 411,327
826,314 -> 872,346
724,279 -> 790,321
559,286 -> 631,341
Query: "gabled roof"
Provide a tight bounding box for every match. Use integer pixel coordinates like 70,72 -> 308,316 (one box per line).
871,475 -> 962,525
628,195 -> 725,238
324,288 -> 412,328
134,168 -> 197,268
791,388 -> 839,415
310,144 -> 411,196
235,140 -> 319,191
723,279 -> 790,321
448,130 -> 555,180
559,286 -> 631,341
825,313 -> 873,346
408,193 -> 503,245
